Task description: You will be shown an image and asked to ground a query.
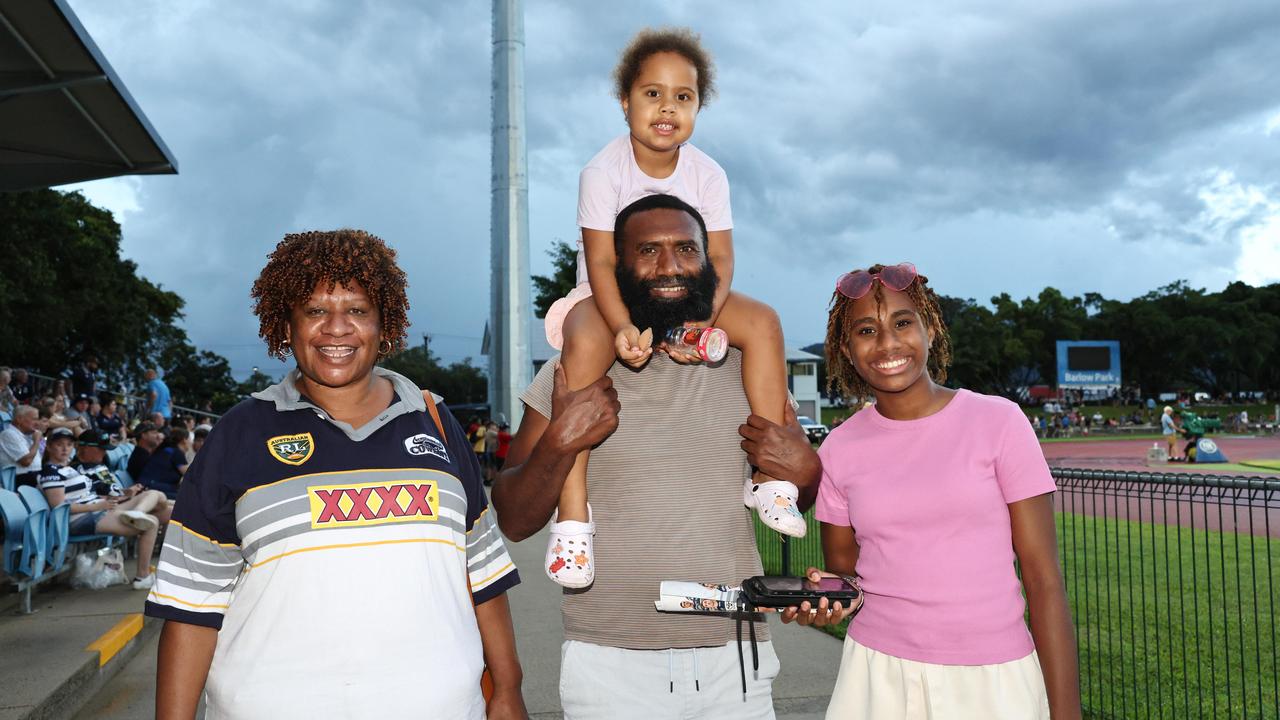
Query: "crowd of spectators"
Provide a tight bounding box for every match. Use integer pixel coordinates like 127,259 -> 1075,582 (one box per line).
2,359 -> 220,590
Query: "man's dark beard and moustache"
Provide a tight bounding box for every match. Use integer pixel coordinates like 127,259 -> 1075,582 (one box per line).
616,258 -> 720,343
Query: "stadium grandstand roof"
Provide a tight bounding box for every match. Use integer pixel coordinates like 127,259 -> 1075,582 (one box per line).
0,0 -> 177,191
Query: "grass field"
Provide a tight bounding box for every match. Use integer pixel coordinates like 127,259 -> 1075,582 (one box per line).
755,510 -> 1279,718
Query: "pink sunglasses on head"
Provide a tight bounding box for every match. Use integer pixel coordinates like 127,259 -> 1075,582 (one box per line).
835,262 -> 918,300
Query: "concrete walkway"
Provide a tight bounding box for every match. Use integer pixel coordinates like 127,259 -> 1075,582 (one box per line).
0,578 -> 157,720
505,525 -> 842,719
6,524 -> 841,719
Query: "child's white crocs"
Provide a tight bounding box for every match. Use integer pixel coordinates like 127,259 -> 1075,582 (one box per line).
545,504 -> 595,588
744,479 -> 807,537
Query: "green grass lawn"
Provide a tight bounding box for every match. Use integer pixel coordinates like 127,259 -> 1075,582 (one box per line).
755,510 -> 1279,718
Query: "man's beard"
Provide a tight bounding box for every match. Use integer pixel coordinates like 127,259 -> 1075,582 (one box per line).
616,259 -> 719,342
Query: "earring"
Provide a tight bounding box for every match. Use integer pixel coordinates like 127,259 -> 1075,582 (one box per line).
378,340 -> 393,356
280,342 -> 293,358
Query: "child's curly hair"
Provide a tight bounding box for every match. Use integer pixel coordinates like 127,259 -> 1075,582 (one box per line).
250,229 -> 409,360
825,264 -> 953,400
613,27 -> 716,107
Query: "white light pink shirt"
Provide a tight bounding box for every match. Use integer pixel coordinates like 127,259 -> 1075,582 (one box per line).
574,134 -> 733,284
816,389 -> 1056,665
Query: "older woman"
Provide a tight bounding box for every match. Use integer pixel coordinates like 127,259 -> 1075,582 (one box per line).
146,230 -> 526,720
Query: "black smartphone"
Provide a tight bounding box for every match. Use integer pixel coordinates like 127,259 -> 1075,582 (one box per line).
740,574 -> 862,609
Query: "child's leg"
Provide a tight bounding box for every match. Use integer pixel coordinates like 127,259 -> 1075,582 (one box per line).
716,291 -> 788,427
717,292 -> 807,537
557,297 -> 616,523
545,297 -> 614,588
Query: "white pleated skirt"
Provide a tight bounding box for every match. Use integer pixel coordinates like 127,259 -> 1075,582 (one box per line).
826,637 -> 1050,719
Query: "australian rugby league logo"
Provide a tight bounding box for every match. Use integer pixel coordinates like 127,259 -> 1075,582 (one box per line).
267,432 -> 314,466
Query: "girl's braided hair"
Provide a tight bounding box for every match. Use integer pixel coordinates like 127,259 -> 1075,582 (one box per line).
824,264 -> 952,400
251,229 -> 409,360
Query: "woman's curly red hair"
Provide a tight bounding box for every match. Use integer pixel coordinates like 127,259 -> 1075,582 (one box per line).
251,229 -> 409,360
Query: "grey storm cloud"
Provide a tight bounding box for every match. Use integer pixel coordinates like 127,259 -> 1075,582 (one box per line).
64,0 -> 1280,377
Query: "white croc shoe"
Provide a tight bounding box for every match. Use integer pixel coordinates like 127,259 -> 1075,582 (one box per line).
545,504 -> 595,588
744,479 -> 807,537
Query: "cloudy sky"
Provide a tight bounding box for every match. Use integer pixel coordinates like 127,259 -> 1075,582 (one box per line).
63,0 -> 1280,379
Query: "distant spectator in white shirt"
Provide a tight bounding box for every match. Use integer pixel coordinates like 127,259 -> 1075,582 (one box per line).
0,405 -> 46,487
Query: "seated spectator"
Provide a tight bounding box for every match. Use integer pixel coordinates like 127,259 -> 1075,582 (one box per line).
40,395 -> 89,434
0,405 -> 45,487
126,421 -> 164,478
39,428 -> 168,589
137,427 -> 190,499
50,379 -> 68,409
192,425 -> 210,456
71,430 -> 173,527
0,367 -> 17,415
9,368 -> 33,406
63,393 -> 93,426
97,397 -> 126,440
149,411 -> 167,429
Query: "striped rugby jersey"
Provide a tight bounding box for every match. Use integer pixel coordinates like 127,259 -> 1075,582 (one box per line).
144,367 -> 518,719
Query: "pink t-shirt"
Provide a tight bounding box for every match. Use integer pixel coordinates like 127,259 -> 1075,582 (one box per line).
815,389 -> 1056,665
574,134 -> 732,284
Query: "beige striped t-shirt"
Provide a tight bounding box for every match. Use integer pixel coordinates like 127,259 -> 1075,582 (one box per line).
522,350 -> 769,650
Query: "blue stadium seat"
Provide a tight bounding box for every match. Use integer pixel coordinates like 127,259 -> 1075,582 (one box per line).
16,486 -> 69,573
116,469 -> 134,489
0,409 -> 11,431
1,488 -> 47,578
1,466 -> 15,492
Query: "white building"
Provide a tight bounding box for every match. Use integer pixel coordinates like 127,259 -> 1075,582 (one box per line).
485,319 -> 823,420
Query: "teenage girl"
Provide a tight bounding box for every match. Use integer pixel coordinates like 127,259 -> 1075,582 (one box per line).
540,28 -> 804,588
785,263 -> 1081,719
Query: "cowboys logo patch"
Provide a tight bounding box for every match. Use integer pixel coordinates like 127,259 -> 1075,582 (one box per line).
404,433 -> 449,463
267,432 -> 314,466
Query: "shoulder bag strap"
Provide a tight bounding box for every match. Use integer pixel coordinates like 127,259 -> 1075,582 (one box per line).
421,388 -> 494,701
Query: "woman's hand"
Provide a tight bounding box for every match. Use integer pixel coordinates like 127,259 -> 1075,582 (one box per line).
614,325 -> 653,368
485,689 -> 529,720
778,567 -> 862,627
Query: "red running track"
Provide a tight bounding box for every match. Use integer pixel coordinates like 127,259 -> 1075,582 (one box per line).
1041,434 -> 1280,475
1042,434 -> 1280,538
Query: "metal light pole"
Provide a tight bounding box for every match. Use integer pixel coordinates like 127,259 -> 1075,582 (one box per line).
488,0 -> 532,425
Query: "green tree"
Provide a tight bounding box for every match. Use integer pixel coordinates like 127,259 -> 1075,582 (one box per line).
0,189 -> 186,378
0,189 -> 243,410
381,346 -> 487,406
531,239 -> 578,318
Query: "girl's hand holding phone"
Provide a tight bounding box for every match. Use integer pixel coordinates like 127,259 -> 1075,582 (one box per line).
778,568 -> 862,627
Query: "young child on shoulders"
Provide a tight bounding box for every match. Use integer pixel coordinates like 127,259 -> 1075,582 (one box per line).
541,27 -> 805,588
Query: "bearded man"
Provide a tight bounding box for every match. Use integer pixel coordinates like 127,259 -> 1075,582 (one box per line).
493,194 -> 820,719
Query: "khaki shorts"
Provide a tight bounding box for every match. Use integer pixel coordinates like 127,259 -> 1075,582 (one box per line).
826,638 -> 1049,719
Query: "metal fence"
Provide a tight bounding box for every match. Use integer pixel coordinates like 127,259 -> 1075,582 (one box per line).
754,468 -> 1279,719
1054,468 -> 1278,719
23,370 -> 220,423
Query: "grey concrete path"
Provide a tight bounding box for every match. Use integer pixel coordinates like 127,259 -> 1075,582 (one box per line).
68,523 -> 842,719
0,579 -> 155,720
505,524 -> 842,720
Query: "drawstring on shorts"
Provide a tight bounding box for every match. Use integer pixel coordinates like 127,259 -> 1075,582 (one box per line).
735,609 -> 760,700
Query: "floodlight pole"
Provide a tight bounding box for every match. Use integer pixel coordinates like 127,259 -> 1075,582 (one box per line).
489,0 -> 532,425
